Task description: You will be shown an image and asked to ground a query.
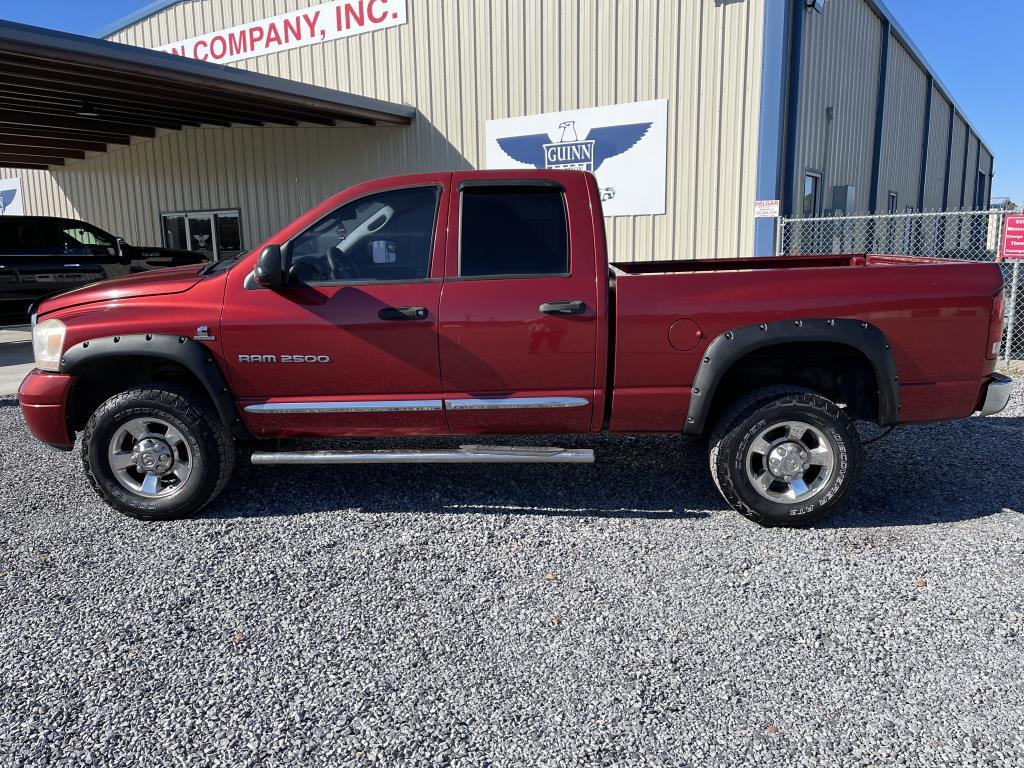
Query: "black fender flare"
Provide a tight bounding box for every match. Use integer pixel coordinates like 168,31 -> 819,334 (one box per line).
683,318 -> 900,435
60,334 -> 250,439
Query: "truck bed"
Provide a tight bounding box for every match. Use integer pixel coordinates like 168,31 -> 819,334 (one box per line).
610,253 -> 953,275
607,253 -> 1004,432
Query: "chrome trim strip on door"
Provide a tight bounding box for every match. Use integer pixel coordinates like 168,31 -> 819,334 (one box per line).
251,446 -> 595,465
245,400 -> 444,414
444,396 -> 590,411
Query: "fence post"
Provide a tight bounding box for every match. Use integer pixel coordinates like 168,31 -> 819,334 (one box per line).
1005,260 -> 1021,366
775,216 -> 783,257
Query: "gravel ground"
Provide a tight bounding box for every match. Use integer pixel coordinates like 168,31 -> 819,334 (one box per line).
1,386 -> 1022,768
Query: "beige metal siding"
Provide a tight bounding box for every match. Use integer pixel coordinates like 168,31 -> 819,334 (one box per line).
921,88 -> 951,212
9,0 -> 765,261
877,40 -> 926,212
795,0 -> 883,215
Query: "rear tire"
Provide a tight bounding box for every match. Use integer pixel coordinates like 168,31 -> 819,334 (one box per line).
82,385 -> 235,520
709,387 -> 862,527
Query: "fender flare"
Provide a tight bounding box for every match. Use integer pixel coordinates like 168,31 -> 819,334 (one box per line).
60,334 -> 250,439
683,318 -> 900,435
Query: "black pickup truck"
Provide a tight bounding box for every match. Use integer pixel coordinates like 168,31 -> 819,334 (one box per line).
0,215 -> 206,322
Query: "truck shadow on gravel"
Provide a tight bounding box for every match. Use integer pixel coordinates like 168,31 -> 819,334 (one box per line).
210,416 -> 1024,526
217,433 -> 718,521
2,398 -> 1019,526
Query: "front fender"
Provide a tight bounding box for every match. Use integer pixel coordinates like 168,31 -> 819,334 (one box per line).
59,334 -> 248,438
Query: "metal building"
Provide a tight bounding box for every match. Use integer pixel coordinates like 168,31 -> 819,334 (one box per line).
0,0 -> 992,262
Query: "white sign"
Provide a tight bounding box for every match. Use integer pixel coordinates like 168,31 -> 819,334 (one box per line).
754,199 -> 780,218
486,99 -> 668,217
157,0 -> 407,64
0,177 -> 24,216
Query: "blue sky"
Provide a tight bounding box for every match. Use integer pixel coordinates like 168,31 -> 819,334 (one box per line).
3,0 -> 1021,204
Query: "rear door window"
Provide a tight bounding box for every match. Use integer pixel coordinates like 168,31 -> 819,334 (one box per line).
8,220 -> 64,253
459,187 -> 569,278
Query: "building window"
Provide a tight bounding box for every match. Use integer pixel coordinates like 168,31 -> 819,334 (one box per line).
161,209 -> 242,260
459,186 -> 568,277
802,173 -> 820,217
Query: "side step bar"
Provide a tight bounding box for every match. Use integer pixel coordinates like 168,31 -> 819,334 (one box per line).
250,445 -> 595,465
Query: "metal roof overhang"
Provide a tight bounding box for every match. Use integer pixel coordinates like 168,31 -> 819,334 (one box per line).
0,19 -> 415,171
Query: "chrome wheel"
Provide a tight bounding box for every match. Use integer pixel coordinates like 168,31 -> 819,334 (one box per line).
744,420 -> 835,503
106,417 -> 193,498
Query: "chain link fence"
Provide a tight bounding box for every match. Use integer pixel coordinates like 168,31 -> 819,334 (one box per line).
777,209 -> 1023,372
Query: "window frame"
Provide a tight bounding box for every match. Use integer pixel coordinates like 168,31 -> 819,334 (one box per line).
454,181 -> 572,282
802,170 -> 822,218
280,183 -> 443,288
160,207 -> 243,261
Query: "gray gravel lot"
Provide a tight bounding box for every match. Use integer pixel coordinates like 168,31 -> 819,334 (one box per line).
1,386 -> 1023,767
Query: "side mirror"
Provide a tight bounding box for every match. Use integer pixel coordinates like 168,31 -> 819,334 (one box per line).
254,244 -> 285,287
116,237 -> 132,266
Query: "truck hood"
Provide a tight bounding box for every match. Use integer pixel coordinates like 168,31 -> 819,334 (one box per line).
37,264 -> 207,317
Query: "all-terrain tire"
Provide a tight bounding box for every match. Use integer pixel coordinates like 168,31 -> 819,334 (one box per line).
709,387 -> 863,528
82,385 -> 235,520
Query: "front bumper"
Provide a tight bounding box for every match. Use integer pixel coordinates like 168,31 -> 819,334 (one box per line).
979,373 -> 1014,417
18,370 -> 75,450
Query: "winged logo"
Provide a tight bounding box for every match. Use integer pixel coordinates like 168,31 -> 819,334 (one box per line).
0,187 -> 16,215
496,120 -> 653,173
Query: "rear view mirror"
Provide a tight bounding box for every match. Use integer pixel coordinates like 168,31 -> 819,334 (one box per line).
254,244 -> 285,287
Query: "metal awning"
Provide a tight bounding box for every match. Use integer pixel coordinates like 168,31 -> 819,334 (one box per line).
0,19 -> 415,170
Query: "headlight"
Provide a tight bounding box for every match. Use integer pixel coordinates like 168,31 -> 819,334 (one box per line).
32,318 -> 66,372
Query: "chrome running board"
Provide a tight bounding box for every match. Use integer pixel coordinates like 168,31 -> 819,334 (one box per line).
250,445 -> 594,465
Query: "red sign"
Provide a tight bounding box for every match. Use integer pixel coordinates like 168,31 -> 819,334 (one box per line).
1001,215 -> 1024,259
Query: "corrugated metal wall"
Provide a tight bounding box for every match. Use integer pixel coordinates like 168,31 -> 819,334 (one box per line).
788,0 -> 993,218
3,0 -> 766,261
877,39 -> 926,212
947,114 -> 966,209
963,134 -> 979,208
794,0 -> 882,215
921,88 -> 951,211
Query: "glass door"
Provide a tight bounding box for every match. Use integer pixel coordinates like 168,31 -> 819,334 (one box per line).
161,209 -> 242,261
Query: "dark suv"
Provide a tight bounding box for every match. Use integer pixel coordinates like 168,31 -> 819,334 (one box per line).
0,216 -> 206,322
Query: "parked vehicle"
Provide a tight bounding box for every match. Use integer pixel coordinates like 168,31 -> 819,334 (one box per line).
0,215 -> 206,322
19,171 -> 1012,526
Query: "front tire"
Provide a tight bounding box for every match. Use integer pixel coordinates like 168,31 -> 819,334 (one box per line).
82,385 -> 235,520
709,387 -> 862,527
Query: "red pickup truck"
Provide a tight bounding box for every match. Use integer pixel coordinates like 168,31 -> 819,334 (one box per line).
19,170 -> 1012,527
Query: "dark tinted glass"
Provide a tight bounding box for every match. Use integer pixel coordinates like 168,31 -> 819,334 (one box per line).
802,175 -> 819,217
0,219 -> 64,252
0,220 -> 18,250
162,215 -> 187,250
460,187 -> 568,277
216,214 -> 242,255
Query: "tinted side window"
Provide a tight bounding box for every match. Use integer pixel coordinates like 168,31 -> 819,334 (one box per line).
0,221 -> 64,253
288,187 -> 439,283
460,187 -> 568,277
0,221 -> 17,251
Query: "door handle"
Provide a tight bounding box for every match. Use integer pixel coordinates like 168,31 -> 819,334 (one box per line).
378,306 -> 428,321
539,300 -> 586,315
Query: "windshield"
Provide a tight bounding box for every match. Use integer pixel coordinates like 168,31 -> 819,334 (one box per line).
61,221 -> 117,248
